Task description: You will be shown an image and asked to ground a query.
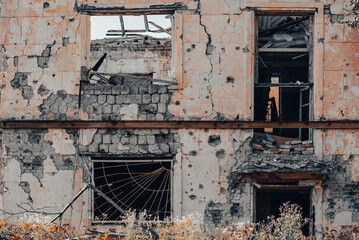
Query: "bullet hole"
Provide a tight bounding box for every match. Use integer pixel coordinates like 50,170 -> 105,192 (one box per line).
157,41 -> 161,45
220,187 -> 227,194
188,164 -> 193,168
14,56 -> 18,67
199,184 -> 204,189
190,188 -> 193,191
47,23 -> 50,25
206,95 -> 209,99
191,44 -> 196,49
341,110 -> 344,117
69,18 -> 75,22
332,34 -> 338,40
28,133 -> 41,144
346,63 -> 349,66
52,74 -> 56,77
226,76 -> 235,83
344,85 -> 349,90
175,100 -> 180,105
235,46 -> 240,50
230,203 -> 242,216
43,2 -> 50,8
19,181 -> 30,193
216,149 -> 225,159
242,47 -> 250,53
190,150 -> 197,156
186,48 -> 192,53
344,74 -> 347,77
62,37 -> 70,47
37,84 -> 50,96
208,135 -> 221,147
189,195 -> 197,200
189,131 -> 193,136
64,158 -> 73,166
21,86 -> 34,100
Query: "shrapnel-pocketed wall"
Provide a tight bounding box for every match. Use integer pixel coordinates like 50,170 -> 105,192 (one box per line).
0,0 -> 358,238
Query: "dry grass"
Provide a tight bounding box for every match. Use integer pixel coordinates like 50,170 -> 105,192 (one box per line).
1,203 -> 359,239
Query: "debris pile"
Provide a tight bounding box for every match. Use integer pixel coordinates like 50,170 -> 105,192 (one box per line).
258,16 -> 310,49
252,134 -> 313,155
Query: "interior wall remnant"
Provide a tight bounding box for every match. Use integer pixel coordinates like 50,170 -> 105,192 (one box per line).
90,37 -> 172,81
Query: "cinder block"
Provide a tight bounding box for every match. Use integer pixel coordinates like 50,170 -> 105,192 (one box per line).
152,94 -> 160,103
147,135 -> 155,145
107,95 -> 115,104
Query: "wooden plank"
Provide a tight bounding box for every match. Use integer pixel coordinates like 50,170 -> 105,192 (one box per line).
148,21 -> 171,36
119,15 -> 125,36
144,15 -> 149,31
258,48 -> 309,53
254,82 -> 313,87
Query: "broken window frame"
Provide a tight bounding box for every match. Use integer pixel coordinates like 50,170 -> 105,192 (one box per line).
87,11 -> 177,86
254,12 -> 314,140
253,184 -> 314,237
91,157 -> 173,224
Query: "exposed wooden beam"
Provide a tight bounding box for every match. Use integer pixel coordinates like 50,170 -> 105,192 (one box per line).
259,48 -> 309,53
254,83 -> 312,87
1,121 -> 359,129
119,15 -> 125,36
148,21 -> 171,36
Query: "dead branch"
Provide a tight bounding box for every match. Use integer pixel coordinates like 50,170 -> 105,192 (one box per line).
50,184 -> 91,224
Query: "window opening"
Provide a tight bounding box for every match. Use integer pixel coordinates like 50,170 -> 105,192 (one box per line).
89,14 -> 175,85
255,187 -> 311,236
253,14 -> 314,154
92,159 -> 172,223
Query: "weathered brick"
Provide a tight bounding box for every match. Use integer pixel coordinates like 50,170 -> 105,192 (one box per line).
107,95 -> 115,104
147,135 -> 155,145
152,94 -> 160,103
103,135 -> 111,144
98,95 -> 106,104
142,94 -> 151,104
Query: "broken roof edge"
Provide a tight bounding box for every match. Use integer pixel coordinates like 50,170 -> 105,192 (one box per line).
90,35 -> 171,44
75,2 -> 186,15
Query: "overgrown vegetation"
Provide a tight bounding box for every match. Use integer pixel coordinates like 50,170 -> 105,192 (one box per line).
1,203 -> 359,239
345,0 -> 359,28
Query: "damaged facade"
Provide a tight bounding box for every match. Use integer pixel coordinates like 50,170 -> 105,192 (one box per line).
0,0 -> 358,238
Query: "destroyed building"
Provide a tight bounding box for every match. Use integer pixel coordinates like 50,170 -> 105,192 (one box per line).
0,0 -> 358,238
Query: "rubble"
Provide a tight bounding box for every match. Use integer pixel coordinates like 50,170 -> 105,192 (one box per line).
252,133 -> 314,155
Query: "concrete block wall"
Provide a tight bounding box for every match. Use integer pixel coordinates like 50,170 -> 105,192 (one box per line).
0,0 -> 358,237
81,80 -> 174,121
